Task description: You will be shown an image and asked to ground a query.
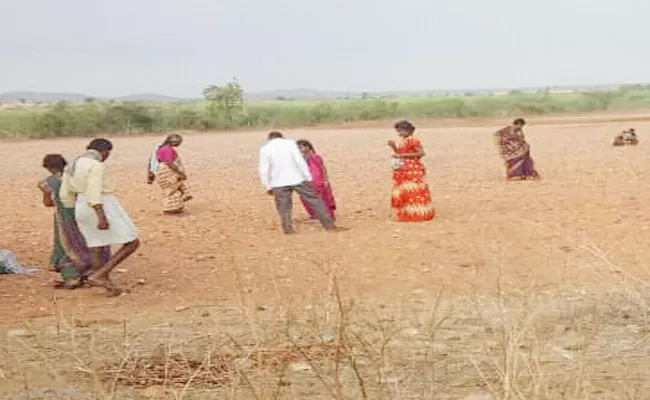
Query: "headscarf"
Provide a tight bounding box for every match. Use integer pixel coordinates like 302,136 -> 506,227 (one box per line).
65,149 -> 103,177
165,134 -> 183,146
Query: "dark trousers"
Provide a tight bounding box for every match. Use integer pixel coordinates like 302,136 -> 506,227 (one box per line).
272,182 -> 335,233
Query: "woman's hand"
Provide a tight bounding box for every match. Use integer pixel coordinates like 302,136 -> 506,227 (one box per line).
42,193 -> 54,208
179,172 -> 188,181
147,172 -> 155,184
387,140 -> 396,149
97,216 -> 110,230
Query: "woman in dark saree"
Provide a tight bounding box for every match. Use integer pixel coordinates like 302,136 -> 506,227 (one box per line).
494,118 -> 540,180
38,154 -> 110,288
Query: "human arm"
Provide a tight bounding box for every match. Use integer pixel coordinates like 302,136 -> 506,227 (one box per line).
393,147 -> 425,158
37,182 -> 55,207
147,157 -> 155,184
147,147 -> 158,184
86,163 -> 110,230
258,147 -> 271,191
291,142 -> 313,182
392,138 -> 425,159
164,162 -> 186,180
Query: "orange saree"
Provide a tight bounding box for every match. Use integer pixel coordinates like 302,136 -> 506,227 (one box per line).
391,137 -> 435,222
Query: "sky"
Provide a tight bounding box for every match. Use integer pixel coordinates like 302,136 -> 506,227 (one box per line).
1,0 -> 649,97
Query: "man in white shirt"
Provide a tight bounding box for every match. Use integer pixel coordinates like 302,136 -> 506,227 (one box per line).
259,131 -> 345,234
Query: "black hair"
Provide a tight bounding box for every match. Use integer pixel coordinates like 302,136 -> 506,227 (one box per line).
42,154 -> 67,172
296,139 -> 314,151
513,118 -> 526,126
163,133 -> 183,145
394,120 -> 416,133
87,138 -> 113,152
268,131 -> 284,140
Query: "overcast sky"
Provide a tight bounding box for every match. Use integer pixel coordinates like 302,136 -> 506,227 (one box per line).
1,0 -> 648,97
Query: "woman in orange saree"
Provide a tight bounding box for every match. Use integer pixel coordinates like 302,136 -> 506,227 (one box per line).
388,120 -> 435,222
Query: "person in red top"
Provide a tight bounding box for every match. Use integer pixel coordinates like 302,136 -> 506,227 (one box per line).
387,120 -> 435,222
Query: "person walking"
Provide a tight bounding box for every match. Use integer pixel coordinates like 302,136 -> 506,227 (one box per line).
258,131 -> 346,234
38,154 -> 111,288
147,133 -> 193,214
296,139 -> 336,221
60,138 -> 141,295
494,118 -> 540,180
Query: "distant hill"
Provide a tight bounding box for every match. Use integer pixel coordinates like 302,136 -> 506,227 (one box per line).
0,91 -> 187,103
114,93 -> 186,102
0,91 -> 90,103
247,88 -> 361,100
0,83 -> 645,104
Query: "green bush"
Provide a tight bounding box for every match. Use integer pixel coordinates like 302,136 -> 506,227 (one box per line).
2,88 -> 650,138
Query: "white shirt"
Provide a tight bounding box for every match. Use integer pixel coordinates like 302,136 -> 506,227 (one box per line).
60,157 -> 112,208
259,138 -> 312,189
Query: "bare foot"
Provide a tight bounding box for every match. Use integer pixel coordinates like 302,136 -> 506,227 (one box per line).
163,209 -> 184,215
54,279 -> 84,290
87,275 -> 118,291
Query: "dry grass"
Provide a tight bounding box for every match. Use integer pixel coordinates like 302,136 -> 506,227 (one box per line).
1,114 -> 650,399
2,257 -> 649,399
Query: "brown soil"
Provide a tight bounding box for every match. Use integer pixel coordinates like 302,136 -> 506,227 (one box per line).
0,114 -> 648,399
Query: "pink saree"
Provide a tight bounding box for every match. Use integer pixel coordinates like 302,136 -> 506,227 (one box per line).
301,153 -> 336,220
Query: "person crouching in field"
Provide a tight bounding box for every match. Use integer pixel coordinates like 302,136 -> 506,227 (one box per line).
60,138 -> 140,295
38,154 -> 110,288
147,134 -> 193,214
613,128 -> 638,146
494,118 -> 540,180
296,140 -> 336,221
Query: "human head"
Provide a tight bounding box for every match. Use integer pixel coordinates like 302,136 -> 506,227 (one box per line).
42,154 -> 67,174
394,120 -> 416,138
513,118 -> 526,129
164,133 -> 183,147
87,138 -> 113,161
268,131 -> 284,140
296,139 -> 314,155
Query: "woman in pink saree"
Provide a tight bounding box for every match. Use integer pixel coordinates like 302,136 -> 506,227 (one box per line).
297,140 -> 336,221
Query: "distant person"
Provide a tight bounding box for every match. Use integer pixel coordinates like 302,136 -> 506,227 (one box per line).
258,131 -> 346,234
387,120 -> 435,222
623,128 -> 638,144
60,138 -> 140,295
38,154 -> 110,288
494,118 -> 540,180
613,134 -> 625,146
296,140 -> 336,221
147,134 -> 192,214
